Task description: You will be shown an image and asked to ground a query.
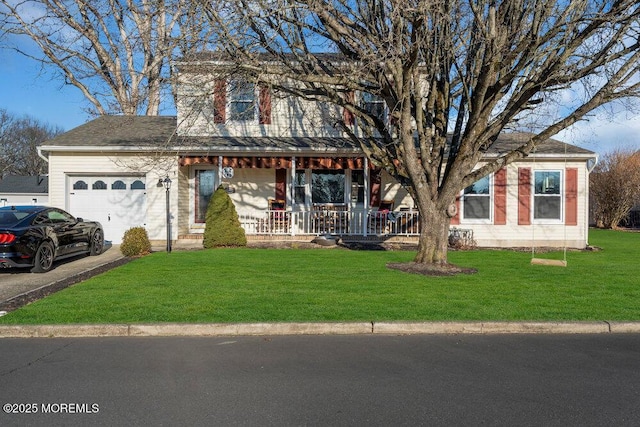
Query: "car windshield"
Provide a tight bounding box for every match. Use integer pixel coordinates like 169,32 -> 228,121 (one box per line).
0,209 -> 34,227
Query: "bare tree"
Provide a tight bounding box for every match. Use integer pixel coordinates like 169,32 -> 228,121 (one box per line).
0,108 -> 62,177
0,0 -> 213,116
591,149 -> 640,229
201,0 -> 640,268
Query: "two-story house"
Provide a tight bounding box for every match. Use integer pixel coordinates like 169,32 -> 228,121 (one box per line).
38,57 -> 597,248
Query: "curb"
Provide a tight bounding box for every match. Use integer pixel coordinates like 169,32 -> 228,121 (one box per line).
1,321 -> 640,338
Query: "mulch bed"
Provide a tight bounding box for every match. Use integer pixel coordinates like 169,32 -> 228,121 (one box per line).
387,262 -> 478,276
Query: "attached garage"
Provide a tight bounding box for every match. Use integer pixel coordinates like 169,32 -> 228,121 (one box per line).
68,176 -> 147,244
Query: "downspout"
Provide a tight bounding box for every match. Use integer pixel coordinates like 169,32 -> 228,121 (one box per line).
37,146 -> 49,164
585,154 -> 599,247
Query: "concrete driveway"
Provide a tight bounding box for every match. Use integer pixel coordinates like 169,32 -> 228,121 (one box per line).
0,244 -> 127,311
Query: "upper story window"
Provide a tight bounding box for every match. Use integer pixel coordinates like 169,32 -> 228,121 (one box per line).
462,175 -> 491,221
534,171 -> 562,221
213,78 -> 271,125
361,92 -> 385,122
228,80 -> 256,121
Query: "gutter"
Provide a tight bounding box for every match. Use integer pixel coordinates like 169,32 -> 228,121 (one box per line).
587,153 -> 599,173
37,145 -> 364,156
37,146 -> 49,164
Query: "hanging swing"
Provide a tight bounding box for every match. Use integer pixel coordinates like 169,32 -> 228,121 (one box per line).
530,142 -> 568,267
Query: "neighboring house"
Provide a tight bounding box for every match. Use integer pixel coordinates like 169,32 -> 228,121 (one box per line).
624,202 -> 640,228
0,175 -> 49,206
38,60 -> 597,247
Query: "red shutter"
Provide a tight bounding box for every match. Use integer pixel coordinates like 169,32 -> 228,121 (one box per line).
259,85 -> 272,125
518,168 -> 531,225
450,195 -> 461,225
213,79 -> 226,124
370,169 -> 381,207
494,168 -> 507,225
275,169 -> 287,201
343,91 -> 355,126
565,168 -> 578,226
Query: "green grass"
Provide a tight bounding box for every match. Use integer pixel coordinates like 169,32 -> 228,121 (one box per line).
1,229 -> 638,324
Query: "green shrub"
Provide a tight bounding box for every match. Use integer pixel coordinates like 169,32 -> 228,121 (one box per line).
120,226 -> 152,257
203,185 -> 247,248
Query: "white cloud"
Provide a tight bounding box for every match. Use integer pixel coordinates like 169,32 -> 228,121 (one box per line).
557,107 -> 640,155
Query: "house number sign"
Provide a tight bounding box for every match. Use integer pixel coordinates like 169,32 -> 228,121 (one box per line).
222,166 -> 234,179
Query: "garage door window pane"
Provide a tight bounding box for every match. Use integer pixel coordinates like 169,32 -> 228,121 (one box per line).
93,180 -> 107,190
131,180 -> 145,190
112,180 -> 126,190
73,180 -> 88,190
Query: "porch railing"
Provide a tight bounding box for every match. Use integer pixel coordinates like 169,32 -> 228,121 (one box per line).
239,208 -> 421,237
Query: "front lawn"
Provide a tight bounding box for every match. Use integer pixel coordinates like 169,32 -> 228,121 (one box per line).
0,229 -> 638,324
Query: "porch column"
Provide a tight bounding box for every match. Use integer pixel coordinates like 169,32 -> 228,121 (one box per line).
364,157 -> 369,237
290,156 -> 296,236
218,155 -> 223,184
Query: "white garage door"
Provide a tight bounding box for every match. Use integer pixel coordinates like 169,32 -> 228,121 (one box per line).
69,176 -> 147,244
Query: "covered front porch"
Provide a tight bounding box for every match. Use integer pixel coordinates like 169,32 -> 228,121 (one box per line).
177,153 -> 474,245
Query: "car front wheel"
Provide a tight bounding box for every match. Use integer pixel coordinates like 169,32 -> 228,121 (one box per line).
31,241 -> 54,273
90,229 -> 104,256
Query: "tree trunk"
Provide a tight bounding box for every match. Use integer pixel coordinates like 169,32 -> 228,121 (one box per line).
414,206 -> 451,265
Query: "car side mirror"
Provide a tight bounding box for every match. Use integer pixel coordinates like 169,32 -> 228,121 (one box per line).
76,217 -> 83,222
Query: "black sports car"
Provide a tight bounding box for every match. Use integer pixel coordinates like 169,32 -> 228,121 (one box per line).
0,206 -> 104,273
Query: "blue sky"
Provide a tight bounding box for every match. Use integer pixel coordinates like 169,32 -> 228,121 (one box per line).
0,47 -> 90,130
1,48 -> 639,156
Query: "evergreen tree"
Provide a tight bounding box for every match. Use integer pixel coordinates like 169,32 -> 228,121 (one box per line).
203,185 -> 247,248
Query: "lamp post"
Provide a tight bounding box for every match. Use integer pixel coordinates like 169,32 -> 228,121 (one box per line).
162,176 -> 172,253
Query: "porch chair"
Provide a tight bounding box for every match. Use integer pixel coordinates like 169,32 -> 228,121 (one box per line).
368,200 -> 395,234
267,199 -> 289,234
312,204 -> 349,234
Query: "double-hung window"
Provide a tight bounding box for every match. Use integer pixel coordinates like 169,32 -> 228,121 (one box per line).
534,171 -> 562,221
361,92 -> 385,122
350,170 -> 365,203
462,175 -> 491,221
228,80 -> 256,121
294,170 -> 306,205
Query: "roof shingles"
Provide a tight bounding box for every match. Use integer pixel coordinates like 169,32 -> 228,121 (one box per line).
40,115 -> 594,157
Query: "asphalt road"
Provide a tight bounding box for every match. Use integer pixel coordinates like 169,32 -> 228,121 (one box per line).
1,334 -> 639,426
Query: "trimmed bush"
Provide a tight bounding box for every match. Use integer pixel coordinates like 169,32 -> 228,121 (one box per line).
120,226 -> 152,257
203,185 -> 247,248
